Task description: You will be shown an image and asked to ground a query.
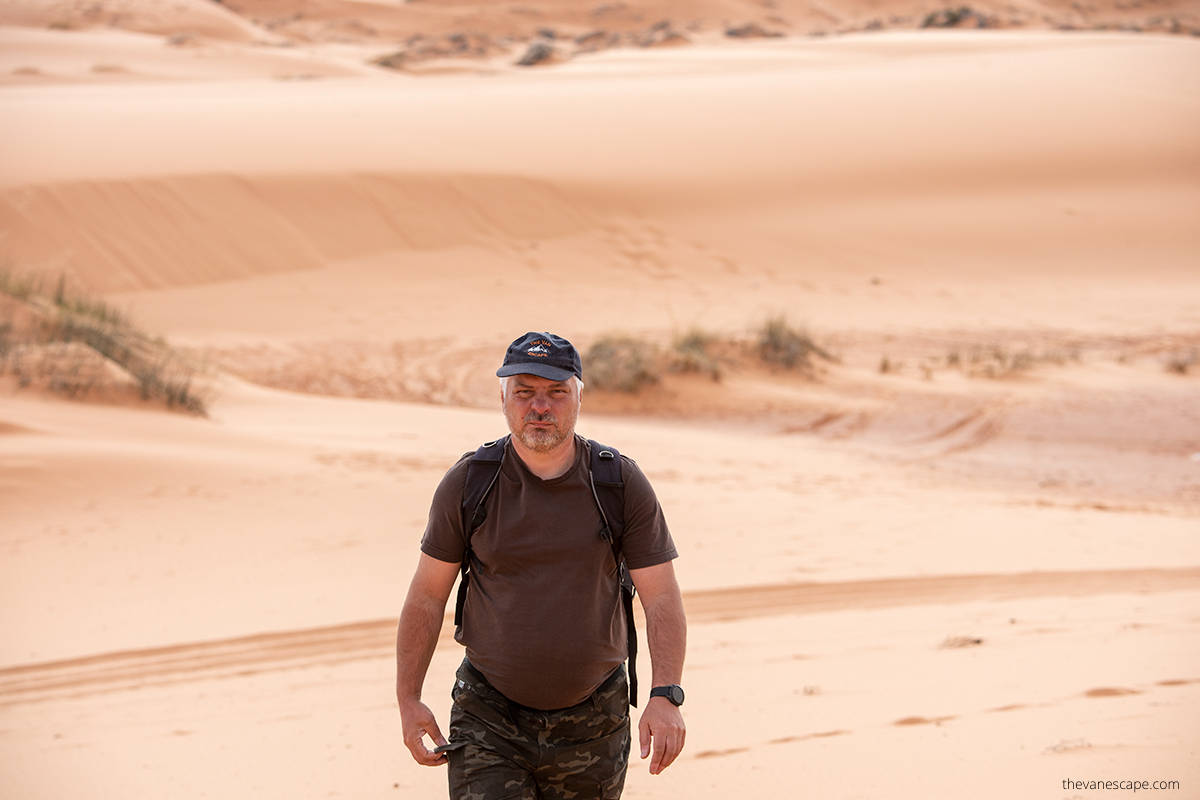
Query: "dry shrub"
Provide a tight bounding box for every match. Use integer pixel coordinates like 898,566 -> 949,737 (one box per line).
670,328 -> 722,381
584,336 -> 659,393
922,6 -> 990,28
587,320 -> 833,393
757,315 -> 832,373
0,270 -> 211,414
944,345 -> 1079,379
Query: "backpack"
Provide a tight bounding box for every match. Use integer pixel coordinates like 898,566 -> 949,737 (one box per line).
456,435 -> 641,707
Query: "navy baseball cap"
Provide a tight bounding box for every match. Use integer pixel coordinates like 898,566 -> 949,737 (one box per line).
496,332 -> 583,382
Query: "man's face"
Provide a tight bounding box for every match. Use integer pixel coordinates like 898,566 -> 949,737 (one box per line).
502,374 -> 581,453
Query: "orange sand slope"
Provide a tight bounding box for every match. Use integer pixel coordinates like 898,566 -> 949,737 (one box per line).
2,16 -> 1200,800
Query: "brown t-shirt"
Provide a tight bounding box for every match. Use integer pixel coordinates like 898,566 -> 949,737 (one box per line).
420,435 -> 677,710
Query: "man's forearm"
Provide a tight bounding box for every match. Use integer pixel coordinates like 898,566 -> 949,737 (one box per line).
642,590 -> 687,687
395,593 -> 447,705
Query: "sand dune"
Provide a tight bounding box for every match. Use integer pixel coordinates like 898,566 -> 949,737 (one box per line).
1,10 -> 1198,800
0,173 -> 618,290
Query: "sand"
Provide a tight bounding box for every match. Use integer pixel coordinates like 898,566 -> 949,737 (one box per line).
1,2 -> 1199,798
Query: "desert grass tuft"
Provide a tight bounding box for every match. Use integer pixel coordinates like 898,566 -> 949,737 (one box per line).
584,335 -> 660,393
0,269 -> 211,414
944,344 -> 1079,379
757,315 -> 833,373
670,328 -> 722,381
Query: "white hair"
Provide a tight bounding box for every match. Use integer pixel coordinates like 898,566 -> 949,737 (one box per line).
500,375 -> 584,399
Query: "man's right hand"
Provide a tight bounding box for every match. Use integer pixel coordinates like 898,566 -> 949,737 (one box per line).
395,555 -> 460,767
400,699 -> 449,767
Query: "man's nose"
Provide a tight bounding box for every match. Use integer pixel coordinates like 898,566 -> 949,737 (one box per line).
530,392 -> 551,412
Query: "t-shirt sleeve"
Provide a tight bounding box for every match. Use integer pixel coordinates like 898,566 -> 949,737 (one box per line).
618,456 -> 678,570
419,453 -> 472,565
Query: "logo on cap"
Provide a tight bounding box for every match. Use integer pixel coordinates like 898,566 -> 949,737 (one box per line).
496,332 -> 582,381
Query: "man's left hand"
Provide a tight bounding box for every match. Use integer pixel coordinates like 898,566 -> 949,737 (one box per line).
638,696 -> 686,775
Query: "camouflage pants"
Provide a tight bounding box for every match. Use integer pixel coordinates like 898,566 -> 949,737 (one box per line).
446,658 -> 631,800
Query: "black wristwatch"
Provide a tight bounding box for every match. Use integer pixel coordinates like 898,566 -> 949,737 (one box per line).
649,684 -> 685,706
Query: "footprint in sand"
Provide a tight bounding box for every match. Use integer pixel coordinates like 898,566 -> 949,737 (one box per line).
769,730 -> 849,744
1084,687 -> 1141,698
894,715 -> 955,726
694,747 -> 750,759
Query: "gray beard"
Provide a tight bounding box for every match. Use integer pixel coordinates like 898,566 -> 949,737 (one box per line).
514,421 -> 572,452
508,404 -> 577,453
513,417 -> 573,453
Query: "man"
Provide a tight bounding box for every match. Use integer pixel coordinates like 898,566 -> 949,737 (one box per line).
396,331 -> 687,799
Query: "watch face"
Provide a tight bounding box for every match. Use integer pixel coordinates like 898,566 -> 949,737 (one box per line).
652,684 -> 685,705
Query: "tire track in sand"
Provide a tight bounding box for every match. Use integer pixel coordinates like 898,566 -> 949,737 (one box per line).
3,567 -> 1197,707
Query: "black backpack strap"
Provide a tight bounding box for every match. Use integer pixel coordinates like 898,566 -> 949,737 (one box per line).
455,435 -> 508,628
587,440 -> 640,707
